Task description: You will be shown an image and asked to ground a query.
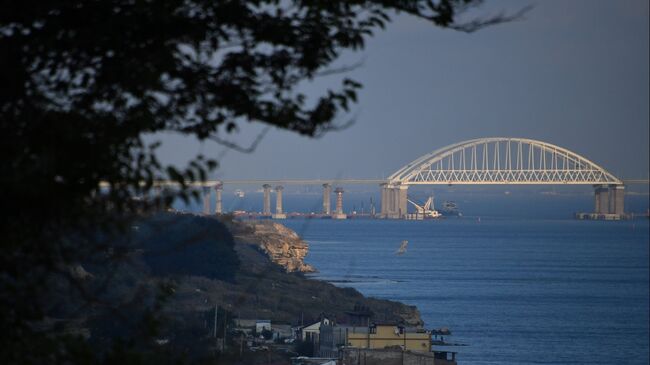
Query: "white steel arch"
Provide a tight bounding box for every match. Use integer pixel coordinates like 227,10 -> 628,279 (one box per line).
388,138 -> 622,185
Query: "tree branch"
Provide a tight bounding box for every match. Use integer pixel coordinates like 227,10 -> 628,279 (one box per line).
449,5 -> 534,33
208,125 -> 271,153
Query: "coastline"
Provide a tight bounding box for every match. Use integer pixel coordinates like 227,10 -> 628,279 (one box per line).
195,218 -> 425,327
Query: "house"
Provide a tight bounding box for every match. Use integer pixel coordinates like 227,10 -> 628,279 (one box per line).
346,322 -> 431,352
301,318 -> 330,342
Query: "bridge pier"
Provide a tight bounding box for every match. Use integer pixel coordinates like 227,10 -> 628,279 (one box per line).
594,185 -> 609,214
202,186 -> 211,215
262,184 -> 272,216
594,184 -> 624,216
273,185 -> 287,219
609,185 -> 625,215
214,183 -> 223,214
396,185 -> 408,219
322,183 -> 332,215
380,183 -> 389,218
380,183 -> 408,219
332,187 -> 347,219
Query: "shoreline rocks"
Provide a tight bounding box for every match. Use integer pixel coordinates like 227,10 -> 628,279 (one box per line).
227,219 -> 423,327
234,221 -> 316,273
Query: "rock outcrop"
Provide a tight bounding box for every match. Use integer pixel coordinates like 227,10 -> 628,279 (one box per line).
235,221 -> 315,273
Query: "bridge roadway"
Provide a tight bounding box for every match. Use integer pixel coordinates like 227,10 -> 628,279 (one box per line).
201,178 -> 648,186
205,179 -> 387,185
187,177 -> 647,220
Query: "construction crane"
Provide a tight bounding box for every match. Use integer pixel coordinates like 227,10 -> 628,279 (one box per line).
407,196 -> 442,219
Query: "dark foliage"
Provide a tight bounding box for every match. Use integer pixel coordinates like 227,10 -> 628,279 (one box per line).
260,328 -> 273,340
293,339 -> 314,357
136,214 -> 240,281
0,1 -> 522,363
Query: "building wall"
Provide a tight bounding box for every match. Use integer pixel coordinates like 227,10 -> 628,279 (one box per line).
302,320 -> 327,341
340,348 -> 456,365
319,325 -> 368,358
347,325 -> 430,352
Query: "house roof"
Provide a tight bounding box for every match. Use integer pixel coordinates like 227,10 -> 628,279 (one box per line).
302,322 -> 322,331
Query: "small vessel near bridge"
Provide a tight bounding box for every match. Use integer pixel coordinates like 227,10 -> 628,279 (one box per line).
440,201 -> 462,217
406,196 -> 442,220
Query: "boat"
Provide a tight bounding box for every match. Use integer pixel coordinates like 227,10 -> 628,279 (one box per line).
234,189 -> 245,198
407,196 -> 442,219
440,201 -> 462,217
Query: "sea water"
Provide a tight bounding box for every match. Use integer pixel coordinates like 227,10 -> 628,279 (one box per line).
176,189 -> 649,364
282,217 -> 649,365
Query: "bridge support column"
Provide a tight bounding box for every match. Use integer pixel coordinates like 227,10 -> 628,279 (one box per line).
322,183 -> 332,215
214,183 -> 223,215
594,185 -> 609,214
396,185 -> 408,219
202,186 -> 211,215
332,187 -> 347,219
273,186 -> 286,219
608,184 -> 625,215
381,184 -> 408,219
380,183 -> 388,218
262,184 -> 272,216
593,184 -> 625,217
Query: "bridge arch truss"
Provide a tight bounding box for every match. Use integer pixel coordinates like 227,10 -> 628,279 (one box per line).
388,138 -> 622,186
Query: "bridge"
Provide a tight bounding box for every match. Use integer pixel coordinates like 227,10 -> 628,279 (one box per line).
381,137 -> 627,219
141,137 -> 645,219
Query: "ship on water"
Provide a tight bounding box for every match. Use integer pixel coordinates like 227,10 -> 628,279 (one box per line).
440,201 -> 462,217
406,196 -> 442,220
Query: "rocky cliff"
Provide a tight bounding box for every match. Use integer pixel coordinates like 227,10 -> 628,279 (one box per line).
234,221 -> 315,273
220,219 -> 423,327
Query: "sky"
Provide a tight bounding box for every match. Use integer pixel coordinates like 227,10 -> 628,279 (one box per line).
152,0 -> 649,182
